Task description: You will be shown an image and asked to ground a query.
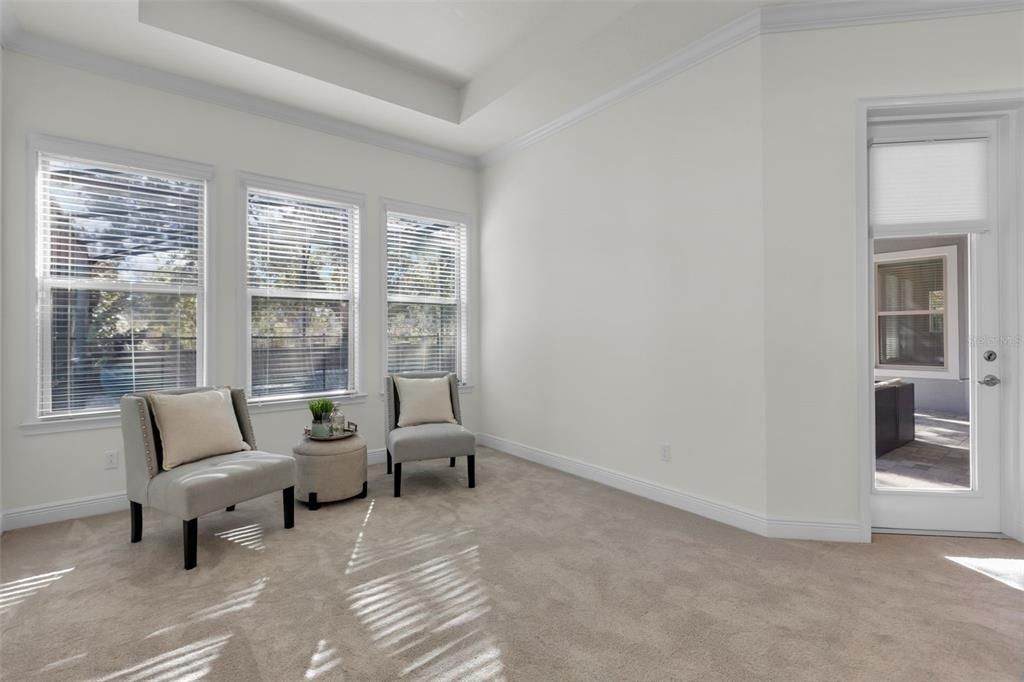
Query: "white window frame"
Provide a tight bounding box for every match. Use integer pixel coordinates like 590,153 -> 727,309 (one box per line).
27,134 -> 214,426
240,172 -> 365,407
380,198 -> 474,390
874,245 -> 960,381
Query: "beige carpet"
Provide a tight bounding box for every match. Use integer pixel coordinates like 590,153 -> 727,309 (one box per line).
2,447 -> 1023,681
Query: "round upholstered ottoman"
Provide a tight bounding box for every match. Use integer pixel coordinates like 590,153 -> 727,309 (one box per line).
292,434 -> 367,510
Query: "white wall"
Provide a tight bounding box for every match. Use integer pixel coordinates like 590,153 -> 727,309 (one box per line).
481,11 -> 1023,535
480,39 -> 768,517
1,52 -> 479,515
761,12 -> 1024,524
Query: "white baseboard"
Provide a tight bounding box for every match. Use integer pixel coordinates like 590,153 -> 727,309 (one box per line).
1,447 -> 389,532
478,433 -> 867,543
2,492 -> 129,532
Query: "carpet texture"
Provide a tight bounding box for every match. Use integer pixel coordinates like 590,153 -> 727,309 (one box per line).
1,447 -> 1023,681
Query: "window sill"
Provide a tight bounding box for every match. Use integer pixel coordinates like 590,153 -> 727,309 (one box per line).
21,413 -> 121,436
248,393 -> 368,414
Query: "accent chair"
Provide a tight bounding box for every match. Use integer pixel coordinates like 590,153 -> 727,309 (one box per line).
120,386 -> 297,569
385,372 -> 476,497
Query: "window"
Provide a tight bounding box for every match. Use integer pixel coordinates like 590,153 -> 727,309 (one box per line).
245,178 -> 361,401
874,246 -> 959,379
384,205 -> 469,382
36,149 -> 207,418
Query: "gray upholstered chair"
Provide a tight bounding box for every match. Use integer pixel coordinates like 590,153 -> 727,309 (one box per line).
120,386 -> 297,570
385,372 -> 476,497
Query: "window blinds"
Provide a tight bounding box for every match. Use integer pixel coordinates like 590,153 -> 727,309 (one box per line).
247,188 -> 358,399
385,210 -> 467,380
869,138 -> 988,226
37,154 -> 204,417
876,257 -> 946,367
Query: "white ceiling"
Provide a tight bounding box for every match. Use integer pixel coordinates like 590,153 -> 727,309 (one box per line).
259,1 -> 569,84
2,0 -> 777,158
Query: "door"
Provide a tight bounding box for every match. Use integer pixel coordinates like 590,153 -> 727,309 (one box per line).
868,118 -> 1005,534
871,231 -> 1001,533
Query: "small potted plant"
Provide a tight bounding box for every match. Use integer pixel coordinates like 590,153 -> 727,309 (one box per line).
308,398 -> 335,438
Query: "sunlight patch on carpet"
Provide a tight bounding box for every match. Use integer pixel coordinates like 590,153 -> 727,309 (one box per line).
304,639 -> 343,680
947,556 -> 1024,591
91,633 -> 232,681
346,544 -> 505,680
215,523 -> 265,551
0,567 -> 75,613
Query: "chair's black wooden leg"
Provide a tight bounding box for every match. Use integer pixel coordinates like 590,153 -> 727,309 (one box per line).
359,481 -> 368,499
183,518 -> 197,570
308,492 -> 320,511
450,457 -> 456,467
394,463 -> 402,497
468,455 -> 476,489
387,450 -> 393,475
283,487 -> 295,528
225,505 -> 235,512
130,502 -> 143,543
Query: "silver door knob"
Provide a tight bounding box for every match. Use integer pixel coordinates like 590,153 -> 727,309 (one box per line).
979,374 -> 1001,387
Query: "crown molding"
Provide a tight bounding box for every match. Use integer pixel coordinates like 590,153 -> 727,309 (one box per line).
482,0 -> 1024,166
761,0 -> 1024,34
0,28 -> 479,170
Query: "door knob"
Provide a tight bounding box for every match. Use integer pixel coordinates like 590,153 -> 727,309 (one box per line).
979,374 -> 1001,387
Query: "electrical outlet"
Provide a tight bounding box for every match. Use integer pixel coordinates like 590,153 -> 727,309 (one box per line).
659,443 -> 672,462
104,450 -> 120,470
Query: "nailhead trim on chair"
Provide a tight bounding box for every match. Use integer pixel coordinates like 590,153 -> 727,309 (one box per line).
136,397 -> 156,477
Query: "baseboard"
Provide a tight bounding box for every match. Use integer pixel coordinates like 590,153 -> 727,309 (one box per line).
1,448 -> 389,532
477,433 -> 769,536
767,517 -> 870,542
2,492 -> 129,532
478,433 -> 867,543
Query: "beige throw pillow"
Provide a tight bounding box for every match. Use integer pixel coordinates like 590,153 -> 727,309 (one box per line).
395,376 -> 456,427
149,389 -> 250,471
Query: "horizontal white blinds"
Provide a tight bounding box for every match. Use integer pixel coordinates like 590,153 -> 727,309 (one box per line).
39,155 -> 203,286
38,154 -> 204,417
877,258 -> 945,313
247,187 -> 358,399
876,257 -> 947,368
386,211 -> 467,378
869,138 -> 988,226
247,190 -> 354,294
387,211 -> 463,301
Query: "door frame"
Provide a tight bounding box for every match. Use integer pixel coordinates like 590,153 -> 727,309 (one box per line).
855,91 -> 1024,541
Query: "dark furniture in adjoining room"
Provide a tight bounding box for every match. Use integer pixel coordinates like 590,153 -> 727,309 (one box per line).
875,380 -> 915,457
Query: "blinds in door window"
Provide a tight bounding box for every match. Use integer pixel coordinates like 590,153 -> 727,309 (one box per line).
869,138 -> 988,226
37,154 -> 205,417
247,188 -> 359,400
385,210 -> 468,380
876,257 -> 947,368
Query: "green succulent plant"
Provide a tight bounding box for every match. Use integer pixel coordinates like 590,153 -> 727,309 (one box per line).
308,398 -> 335,422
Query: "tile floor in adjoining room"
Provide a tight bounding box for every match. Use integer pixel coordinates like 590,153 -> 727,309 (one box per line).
875,412 -> 971,490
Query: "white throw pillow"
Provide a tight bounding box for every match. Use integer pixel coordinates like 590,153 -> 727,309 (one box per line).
395,376 -> 456,427
149,389 -> 250,471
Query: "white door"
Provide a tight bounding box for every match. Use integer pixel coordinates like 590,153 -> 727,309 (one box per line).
871,229 -> 1002,533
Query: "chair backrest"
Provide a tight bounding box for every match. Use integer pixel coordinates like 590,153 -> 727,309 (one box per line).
120,386 -> 255,503
385,372 -> 461,433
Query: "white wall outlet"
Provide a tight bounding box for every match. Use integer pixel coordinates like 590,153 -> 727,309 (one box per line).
104,450 -> 120,470
659,443 -> 672,462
